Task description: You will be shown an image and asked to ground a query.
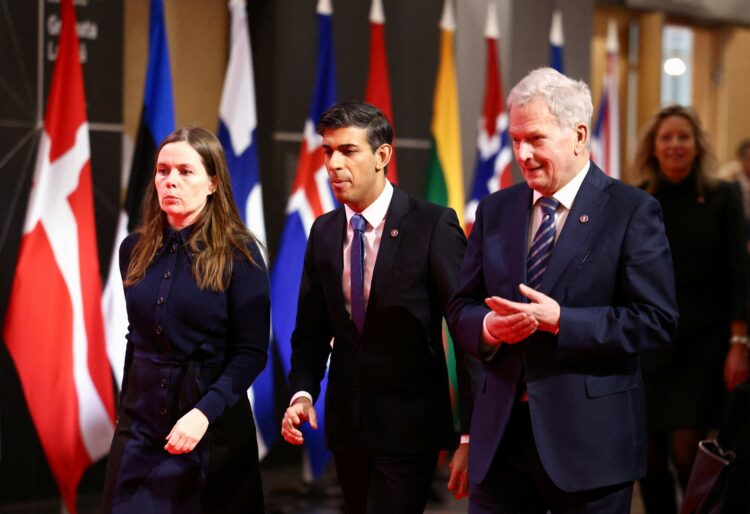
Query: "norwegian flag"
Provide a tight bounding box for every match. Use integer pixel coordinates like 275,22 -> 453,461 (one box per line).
364,0 -> 398,184
592,19 -> 620,179
465,1 -> 512,235
270,0 -> 337,479
3,0 -> 115,511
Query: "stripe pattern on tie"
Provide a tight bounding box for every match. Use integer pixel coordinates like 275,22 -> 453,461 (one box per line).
350,213 -> 367,332
527,197 -> 560,290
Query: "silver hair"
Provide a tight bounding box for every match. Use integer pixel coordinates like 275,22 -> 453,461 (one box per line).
507,67 -> 593,130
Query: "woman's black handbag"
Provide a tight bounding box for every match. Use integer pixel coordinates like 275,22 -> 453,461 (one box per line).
680,440 -> 735,514
680,383 -> 750,514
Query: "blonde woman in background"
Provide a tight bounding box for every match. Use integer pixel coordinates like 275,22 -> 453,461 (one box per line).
634,105 -> 749,514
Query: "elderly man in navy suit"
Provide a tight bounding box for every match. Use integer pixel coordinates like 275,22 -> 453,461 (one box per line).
448,67 -> 678,513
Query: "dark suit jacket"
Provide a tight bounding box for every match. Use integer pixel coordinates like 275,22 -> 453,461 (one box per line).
288,185 -> 468,455
448,164 -> 678,492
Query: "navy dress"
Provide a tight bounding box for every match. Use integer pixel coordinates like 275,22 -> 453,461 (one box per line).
101,227 -> 270,513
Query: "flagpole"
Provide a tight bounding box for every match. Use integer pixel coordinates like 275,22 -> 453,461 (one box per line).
36,0 -> 44,126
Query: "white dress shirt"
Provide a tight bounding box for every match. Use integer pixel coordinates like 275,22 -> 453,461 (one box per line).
290,181 -> 393,406
342,181 -> 394,315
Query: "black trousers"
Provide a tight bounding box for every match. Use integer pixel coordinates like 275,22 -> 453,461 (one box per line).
469,403 -> 633,514
333,445 -> 439,514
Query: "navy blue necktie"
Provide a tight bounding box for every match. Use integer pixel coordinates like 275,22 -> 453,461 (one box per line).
350,214 -> 367,332
527,197 -> 560,290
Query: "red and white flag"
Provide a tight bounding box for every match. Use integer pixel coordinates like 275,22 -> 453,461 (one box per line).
364,0 -> 398,184
3,0 -> 115,511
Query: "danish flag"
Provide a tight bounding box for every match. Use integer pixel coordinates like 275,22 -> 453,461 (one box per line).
3,0 -> 115,511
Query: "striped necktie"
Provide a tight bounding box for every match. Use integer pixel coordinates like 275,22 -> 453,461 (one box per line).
350,214 -> 367,332
527,197 -> 560,290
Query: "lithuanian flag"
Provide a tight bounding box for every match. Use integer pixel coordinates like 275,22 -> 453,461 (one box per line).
425,0 -> 464,430
425,0 -> 464,227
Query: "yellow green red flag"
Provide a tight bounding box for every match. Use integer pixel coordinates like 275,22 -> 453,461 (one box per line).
425,0 -> 464,227
425,0 -> 464,430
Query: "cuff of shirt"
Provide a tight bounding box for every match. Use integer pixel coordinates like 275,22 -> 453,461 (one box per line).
480,313 -> 502,360
290,391 -> 313,406
460,434 -> 470,444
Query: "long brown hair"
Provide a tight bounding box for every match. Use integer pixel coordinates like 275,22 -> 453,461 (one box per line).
125,126 -> 260,291
633,105 -> 717,195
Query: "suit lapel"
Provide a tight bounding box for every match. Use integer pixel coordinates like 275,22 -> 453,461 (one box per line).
326,208 -> 349,323
505,186 -> 534,302
540,164 -> 611,294
366,186 -> 409,325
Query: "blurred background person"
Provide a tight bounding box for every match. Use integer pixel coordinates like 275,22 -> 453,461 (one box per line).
101,127 -> 270,513
634,105 -> 749,514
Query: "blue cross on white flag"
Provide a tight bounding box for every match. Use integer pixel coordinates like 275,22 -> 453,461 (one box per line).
217,0 -> 275,459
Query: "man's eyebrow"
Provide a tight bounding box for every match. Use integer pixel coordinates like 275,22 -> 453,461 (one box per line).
322,143 -> 359,150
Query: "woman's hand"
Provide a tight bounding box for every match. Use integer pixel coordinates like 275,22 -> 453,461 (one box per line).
724,343 -> 749,391
164,408 -> 209,454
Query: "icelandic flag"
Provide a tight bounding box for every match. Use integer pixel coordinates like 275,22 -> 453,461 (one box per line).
591,20 -> 620,179
103,0 -> 175,389
549,9 -> 564,73
465,1 -> 513,235
270,0 -> 337,479
217,0 -> 275,459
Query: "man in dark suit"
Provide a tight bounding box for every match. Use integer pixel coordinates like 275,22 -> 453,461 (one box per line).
280,101 -> 470,513
447,68 -> 678,513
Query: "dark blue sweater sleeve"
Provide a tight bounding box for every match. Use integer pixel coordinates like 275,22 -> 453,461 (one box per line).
194,241 -> 271,423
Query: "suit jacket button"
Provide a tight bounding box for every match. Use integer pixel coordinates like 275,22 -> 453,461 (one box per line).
159,407 -> 167,416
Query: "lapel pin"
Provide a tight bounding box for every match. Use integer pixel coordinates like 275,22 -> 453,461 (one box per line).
579,214 -> 589,223
390,228 -> 399,238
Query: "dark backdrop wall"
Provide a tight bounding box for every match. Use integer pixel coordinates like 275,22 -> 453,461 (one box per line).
0,0 -> 592,508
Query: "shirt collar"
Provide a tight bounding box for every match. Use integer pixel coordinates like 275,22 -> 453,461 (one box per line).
532,161 -> 590,210
345,180 -> 394,228
158,224 -> 194,256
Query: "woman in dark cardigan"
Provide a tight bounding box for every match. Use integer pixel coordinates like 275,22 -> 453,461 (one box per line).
634,105 -> 749,514
101,127 -> 269,513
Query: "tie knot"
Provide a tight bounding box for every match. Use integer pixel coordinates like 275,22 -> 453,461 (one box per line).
538,197 -> 559,216
351,213 -> 367,233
